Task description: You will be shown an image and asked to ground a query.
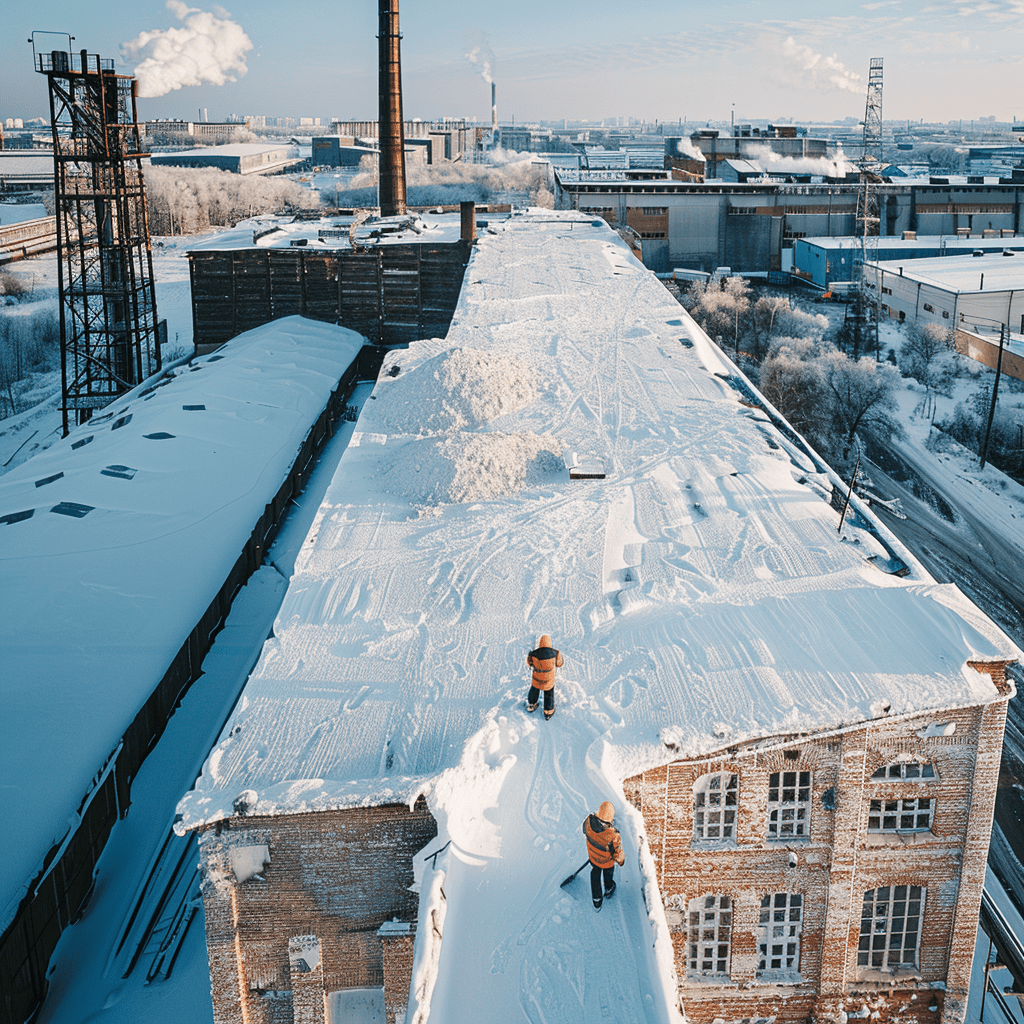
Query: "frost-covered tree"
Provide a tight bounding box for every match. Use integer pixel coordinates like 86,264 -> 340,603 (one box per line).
146,167 -> 319,235
900,322 -> 958,396
686,277 -> 751,356
822,351 -> 903,459
750,296 -> 828,361
759,337 -> 833,443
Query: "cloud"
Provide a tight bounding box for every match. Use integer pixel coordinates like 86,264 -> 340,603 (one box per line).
780,37 -> 863,93
465,30 -> 496,84
123,1 -> 253,98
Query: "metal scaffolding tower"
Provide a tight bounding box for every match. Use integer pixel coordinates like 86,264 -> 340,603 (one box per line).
861,57 -> 884,169
32,33 -> 161,435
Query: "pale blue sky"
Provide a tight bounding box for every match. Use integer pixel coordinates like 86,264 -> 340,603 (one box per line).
3,1 -> 1022,125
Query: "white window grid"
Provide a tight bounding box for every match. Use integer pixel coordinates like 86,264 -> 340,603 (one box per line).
687,895 -> 732,977
757,893 -> 803,977
868,797 -> 934,832
858,885 -> 924,971
871,761 -> 936,781
693,773 -> 738,841
767,771 -> 811,839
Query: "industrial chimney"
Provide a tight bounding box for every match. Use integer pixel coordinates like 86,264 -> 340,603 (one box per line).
378,0 -> 407,217
491,81 -> 497,132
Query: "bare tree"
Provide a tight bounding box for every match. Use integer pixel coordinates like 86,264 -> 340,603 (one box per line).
759,337 -> 833,444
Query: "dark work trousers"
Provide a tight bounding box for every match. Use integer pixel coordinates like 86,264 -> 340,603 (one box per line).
590,864 -> 615,902
527,685 -> 554,713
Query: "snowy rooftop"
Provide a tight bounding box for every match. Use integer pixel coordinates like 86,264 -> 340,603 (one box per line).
175,210 -> 1019,834
150,143 -> 295,159
186,212 -> 476,252
868,251 -> 1024,291
804,235 -> 1023,252
0,318 -> 364,930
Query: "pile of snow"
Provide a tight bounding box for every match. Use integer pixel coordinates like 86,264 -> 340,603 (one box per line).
380,430 -> 564,504
371,347 -> 537,434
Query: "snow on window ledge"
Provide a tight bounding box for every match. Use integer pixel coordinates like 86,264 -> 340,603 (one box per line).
854,968 -> 923,985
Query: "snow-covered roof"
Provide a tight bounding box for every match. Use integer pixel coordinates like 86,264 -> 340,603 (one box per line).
0,317 -> 364,930
869,251 -> 1024,291
174,211 -> 1019,834
802,235 -> 1023,253
151,143 -> 294,159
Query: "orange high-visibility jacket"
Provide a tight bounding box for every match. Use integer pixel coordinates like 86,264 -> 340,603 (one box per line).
583,814 -> 624,869
527,643 -> 563,691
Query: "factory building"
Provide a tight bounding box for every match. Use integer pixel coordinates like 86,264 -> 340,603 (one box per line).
143,120 -> 247,146
862,253 -> 1024,380
176,212 -> 1018,1024
794,234 -> 1023,289
150,143 -> 302,176
556,177 -> 1024,274
0,152 -> 54,193
667,126 -> 830,180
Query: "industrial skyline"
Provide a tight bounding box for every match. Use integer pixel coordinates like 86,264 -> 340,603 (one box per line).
2,0 -> 1023,127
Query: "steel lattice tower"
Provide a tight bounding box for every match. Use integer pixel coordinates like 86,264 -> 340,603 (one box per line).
861,57 -> 884,169
33,34 -> 161,435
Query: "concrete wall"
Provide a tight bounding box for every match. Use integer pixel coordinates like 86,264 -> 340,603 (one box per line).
198,801 -> 437,1024
624,667 -> 1011,1024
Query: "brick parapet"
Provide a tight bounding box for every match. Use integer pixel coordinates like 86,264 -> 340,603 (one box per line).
196,800 -> 436,1024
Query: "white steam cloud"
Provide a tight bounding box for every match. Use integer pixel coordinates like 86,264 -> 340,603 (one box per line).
745,144 -> 856,177
123,1 -> 254,99
465,32 -> 496,85
781,37 -> 863,94
674,137 -> 705,161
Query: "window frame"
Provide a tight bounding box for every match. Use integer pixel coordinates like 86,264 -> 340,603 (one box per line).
767,770 -> 812,840
757,892 -> 803,980
868,796 -> 934,833
871,761 -> 936,782
857,885 -> 925,974
687,894 -> 733,979
692,772 -> 738,843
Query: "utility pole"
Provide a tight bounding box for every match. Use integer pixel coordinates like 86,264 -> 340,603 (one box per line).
979,323 -> 1006,470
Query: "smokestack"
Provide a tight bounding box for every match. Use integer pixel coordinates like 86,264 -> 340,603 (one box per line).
491,82 -> 497,131
378,0 -> 407,217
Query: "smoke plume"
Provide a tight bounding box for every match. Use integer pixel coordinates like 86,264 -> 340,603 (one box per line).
781,37 -> 862,94
123,1 -> 254,99
465,31 -> 496,85
674,137 -> 705,161
745,144 -> 856,177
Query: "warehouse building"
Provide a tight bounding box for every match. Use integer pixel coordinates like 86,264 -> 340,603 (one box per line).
555,177 -> 1024,274
794,234 -> 1023,289
176,211 -> 1018,1024
150,143 -> 302,176
863,251 -> 1024,334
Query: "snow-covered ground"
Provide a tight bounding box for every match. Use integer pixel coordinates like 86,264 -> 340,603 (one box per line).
171,211 -> 1017,1022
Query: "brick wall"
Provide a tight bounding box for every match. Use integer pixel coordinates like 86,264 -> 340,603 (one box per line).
624,687 -> 1011,1024
380,927 -> 416,1024
197,800 -> 436,1024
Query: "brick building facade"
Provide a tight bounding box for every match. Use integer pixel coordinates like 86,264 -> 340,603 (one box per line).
624,662 -> 1013,1024
196,800 -> 436,1024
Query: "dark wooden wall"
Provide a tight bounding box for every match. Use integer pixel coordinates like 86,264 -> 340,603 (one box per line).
189,241 -> 472,352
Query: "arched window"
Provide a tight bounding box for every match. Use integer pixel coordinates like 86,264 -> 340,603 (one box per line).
693,773 -> 738,841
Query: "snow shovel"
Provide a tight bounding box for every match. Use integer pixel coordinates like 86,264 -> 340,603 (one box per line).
560,860 -> 590,888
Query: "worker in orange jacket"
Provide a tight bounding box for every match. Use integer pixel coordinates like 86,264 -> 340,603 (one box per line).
526,634 -> 563,720
583,801 -> 625,911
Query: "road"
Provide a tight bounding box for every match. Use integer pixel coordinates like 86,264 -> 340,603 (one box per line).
863,432 -> 1024,920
